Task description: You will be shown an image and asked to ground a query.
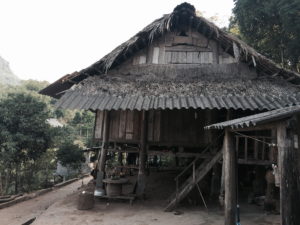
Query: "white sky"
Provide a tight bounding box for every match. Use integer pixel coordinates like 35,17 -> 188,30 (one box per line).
0,0 -> 234,82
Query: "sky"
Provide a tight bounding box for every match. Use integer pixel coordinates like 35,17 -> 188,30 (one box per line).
0,0 -> 235,83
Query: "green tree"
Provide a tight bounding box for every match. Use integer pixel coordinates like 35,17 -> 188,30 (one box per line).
0,92 -> 52,193
232,0 -> 300,71
56,141 -> 85,170
21,80 -> 49,92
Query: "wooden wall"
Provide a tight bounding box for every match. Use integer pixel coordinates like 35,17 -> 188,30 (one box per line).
130,30 -> 237,67
94,110 -> 141,141
94,109 -> 219,147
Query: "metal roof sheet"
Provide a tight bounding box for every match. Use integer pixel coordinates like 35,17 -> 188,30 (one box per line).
55,91 -> 300,111
205,105 -> 300,130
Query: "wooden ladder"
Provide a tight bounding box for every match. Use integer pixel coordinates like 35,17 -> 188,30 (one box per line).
164,149 -> 223,212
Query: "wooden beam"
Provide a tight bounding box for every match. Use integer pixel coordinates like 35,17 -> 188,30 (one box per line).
136,110 -> 148,196
237,159 -> 272,165
277,120 -> 300,225
224,129 -> 237,225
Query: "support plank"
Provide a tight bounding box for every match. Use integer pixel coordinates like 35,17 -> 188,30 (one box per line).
125,111 -> 134,140
118,111 -> 127,139
224,129 -> 237,225
94,110 -> 104,139
153,110 -> 161,142
152,47 -> 160,64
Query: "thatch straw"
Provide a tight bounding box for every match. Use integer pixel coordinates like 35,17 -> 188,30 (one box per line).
40,2 -> 300,98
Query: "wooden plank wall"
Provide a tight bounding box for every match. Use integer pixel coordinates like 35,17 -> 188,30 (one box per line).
131,30 -> 236,66
94,110 -> 104,139
94,109 -> 215,147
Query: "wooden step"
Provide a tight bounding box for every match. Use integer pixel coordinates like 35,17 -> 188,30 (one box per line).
165,156 -> 213,203
164,150 -> 222,212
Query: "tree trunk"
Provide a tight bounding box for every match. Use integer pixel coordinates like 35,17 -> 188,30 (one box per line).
15,164 -> 19,194
4,168 -> 11,194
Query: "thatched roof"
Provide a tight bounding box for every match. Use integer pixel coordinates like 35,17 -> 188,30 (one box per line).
40,2 -> 300,99
55,63 -> 300,111
68,64 -> 298,98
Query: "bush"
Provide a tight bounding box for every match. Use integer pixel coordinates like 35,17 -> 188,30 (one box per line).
56,141 -> 85,169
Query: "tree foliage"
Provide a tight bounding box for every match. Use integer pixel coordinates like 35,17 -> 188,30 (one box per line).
0,93 -> 52,162
0,92 -> 53,193
56,141 -> 85,169
0,80 -> 95,194
232,0 -> 300,70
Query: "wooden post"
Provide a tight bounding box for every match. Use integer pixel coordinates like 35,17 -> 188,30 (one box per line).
137,110 -> 148,196
277,120 -> 300,225
254,139 -> 258,160
95,110 -> 110,191
99,111 -> 110,172
206,109 -> 220,199
244,137 -> 248,161
220,110 -> 233,206
219,154 -> 225,206
224,129 -> 237,225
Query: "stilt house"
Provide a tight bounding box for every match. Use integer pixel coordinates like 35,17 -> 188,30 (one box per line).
40,3 -> 300,225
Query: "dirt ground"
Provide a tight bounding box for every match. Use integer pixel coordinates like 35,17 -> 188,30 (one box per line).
32,171 -> 280,225
32,196 -> 280,225
0,177 -> 91,225
0,171 -> 280,225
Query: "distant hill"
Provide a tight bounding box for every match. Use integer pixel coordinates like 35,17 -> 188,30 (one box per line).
0,55 -> 20,86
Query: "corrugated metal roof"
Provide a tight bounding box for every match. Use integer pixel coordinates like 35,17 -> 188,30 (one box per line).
205,105 -> 300,130
55,91 -> 300,111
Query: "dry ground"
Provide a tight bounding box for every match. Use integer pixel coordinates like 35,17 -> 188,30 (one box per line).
33,194 -> 280,225
0,177 -> 91,225
34,171 -> 280,225
0,172 -> 280,225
